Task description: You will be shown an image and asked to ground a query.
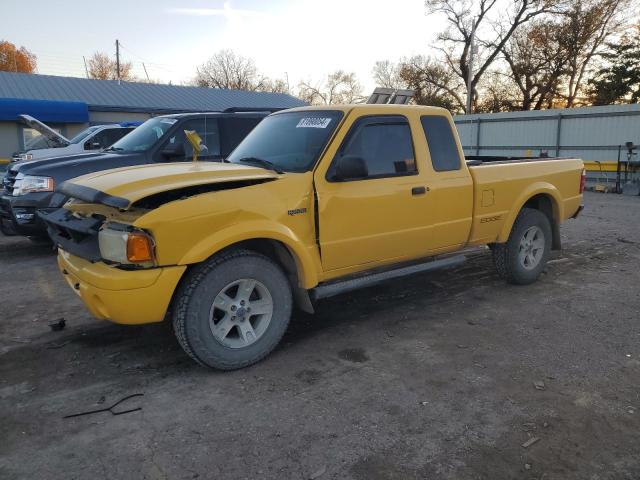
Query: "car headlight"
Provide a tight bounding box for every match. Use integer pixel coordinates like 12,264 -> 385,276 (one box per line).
13,174 -> 55,196
21,153 -> 33,161
98,223 -> 156,266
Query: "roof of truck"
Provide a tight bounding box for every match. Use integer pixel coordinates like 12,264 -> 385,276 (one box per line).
281,104 -> 451,115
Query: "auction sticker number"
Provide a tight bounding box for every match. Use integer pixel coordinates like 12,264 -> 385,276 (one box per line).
296,117 -> 332,128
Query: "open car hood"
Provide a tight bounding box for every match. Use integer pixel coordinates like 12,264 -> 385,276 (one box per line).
58,162 -> 280,210
19,114 -> 70,147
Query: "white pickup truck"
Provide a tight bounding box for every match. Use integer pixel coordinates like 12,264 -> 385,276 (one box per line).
12,115 -> 139,162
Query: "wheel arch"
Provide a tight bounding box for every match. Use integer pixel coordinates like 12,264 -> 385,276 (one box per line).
176,223 -> 319,312
497,185 -> 563,250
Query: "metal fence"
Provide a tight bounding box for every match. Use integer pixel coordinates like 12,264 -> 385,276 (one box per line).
453,103 -> 640,184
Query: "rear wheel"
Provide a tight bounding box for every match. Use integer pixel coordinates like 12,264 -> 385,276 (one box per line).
492,208 -> 552,285
173,249 -> 292,370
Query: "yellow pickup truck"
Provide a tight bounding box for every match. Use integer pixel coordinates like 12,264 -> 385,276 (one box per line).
43,105 -> 584,370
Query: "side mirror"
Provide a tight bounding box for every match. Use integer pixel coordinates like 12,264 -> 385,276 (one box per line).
85,141 -> 101,150
333,155 -> 368,181
161,142 -> 185,159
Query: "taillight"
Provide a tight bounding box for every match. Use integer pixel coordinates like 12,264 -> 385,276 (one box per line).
579,168 -> 586,194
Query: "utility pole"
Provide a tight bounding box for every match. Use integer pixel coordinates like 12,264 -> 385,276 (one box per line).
82,56 -> 89,78
142,62 -> 150,82
115,39 -> 121,83
466,18 -> 477,114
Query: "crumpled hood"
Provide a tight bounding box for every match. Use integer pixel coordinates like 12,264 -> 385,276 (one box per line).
58,162 -> 279,210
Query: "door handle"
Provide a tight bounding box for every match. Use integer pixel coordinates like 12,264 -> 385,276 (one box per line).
411,186 -> 428,195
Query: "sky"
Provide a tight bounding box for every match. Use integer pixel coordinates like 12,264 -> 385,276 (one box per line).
1,0 -> 442,92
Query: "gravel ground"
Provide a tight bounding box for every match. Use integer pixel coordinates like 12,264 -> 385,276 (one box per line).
0,191 -> 639,480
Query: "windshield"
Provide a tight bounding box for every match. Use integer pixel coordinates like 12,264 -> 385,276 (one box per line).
25,134 -> 54,150
69,126 -> 101,144
108,117 -> 177,152
227,110 -> 343,172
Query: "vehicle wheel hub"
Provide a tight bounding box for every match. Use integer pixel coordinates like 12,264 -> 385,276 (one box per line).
518,226 -> 545,270
208,278 -> 273,349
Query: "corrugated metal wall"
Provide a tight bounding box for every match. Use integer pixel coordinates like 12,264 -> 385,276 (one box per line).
454,103 -> 640,163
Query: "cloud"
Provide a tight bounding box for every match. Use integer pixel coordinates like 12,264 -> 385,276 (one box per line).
166,2 -> 270,20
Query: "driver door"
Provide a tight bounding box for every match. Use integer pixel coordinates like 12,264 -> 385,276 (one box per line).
314,115 -> 435,272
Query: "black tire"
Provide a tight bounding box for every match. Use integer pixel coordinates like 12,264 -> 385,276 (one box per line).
172,249 -> 292,370
492,208 -> 552,285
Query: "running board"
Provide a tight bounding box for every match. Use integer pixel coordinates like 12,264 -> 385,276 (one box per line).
311,255 -> 466,300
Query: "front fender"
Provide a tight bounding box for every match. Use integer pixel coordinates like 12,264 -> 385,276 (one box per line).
497,182 -> 563,243
177,220 -> 320,288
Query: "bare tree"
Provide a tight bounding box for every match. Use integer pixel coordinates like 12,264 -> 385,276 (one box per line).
474,71 -> 521,112
427,0 -> 558,110
372,60 -> 405,89
502,21 -> 569,109
194,49 -> 290,94
398,55 -> 466,112
194,49 -> 266,90
558,0 -> 624,107
260,77 -> 290,94
87,52 -> 134,81
298,71 -> 365,105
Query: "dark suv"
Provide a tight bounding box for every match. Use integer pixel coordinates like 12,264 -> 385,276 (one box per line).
1,111 -> 269,238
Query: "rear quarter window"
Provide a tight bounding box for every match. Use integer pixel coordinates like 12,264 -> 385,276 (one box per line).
420,115 -> 461,172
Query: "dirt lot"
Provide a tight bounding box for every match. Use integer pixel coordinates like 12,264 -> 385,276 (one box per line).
1,192 -> 639,480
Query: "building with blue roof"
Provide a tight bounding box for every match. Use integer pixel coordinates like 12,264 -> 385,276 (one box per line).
0,71 -> 306,161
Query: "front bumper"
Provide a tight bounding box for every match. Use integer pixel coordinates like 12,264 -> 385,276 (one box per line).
58,249 -> 186,325
0,192 -> 58,236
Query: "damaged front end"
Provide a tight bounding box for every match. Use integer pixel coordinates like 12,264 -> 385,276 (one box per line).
41,206 -> 155,268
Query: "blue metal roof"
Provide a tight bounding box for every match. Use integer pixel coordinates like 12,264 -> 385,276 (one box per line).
0,72 -> 306,114
0,98 -> 89,123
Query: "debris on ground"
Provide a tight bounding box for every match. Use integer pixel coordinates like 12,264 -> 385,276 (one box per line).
524,463 -> 532,470
48,318 -> 66,332
522,437 -> 541,448
534,381 -> 546,390
63,393 -> 144,419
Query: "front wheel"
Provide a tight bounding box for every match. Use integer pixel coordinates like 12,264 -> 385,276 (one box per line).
173,249 -> 292,370
492,208 -> 552,285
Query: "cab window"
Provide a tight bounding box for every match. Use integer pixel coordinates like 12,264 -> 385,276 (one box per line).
328,115 -> 416,180
86,128 -> 132,150
420,115 -> 461,171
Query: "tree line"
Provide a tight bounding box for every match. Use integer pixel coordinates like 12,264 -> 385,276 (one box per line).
374,0 -> 640,112
2,0 -> 639,112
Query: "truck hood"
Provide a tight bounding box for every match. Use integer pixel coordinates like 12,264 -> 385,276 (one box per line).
19,114 -> 70,147
58,162 -> 280,210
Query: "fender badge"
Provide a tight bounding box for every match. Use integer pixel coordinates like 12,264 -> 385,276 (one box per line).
287,208 -> 307,216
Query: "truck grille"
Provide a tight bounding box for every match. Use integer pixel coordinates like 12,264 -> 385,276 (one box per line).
2,168 -> 18,195
40,208 -> 104,262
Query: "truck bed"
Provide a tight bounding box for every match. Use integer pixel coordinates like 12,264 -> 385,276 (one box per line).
465,157 -> 584,246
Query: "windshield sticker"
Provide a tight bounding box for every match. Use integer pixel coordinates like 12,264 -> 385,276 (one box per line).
296,117 -> 332,129
160,118 -> 177,125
